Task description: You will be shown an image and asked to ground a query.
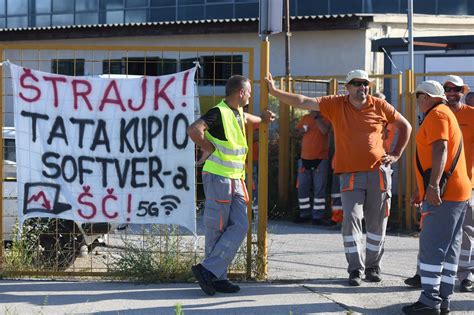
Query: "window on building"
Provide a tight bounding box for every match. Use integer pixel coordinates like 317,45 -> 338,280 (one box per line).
35,15 -> 52,27
126,0 -> 148,8
125,9 -> 147,23
180,58 -> 197,72
53,0 -> 74,12
103,59 -> 123,74
0,1 -> 5,16
35,0 -> 51,14
76,0 -> 99,11
102,58 -> 178,76
7,0 -> 28,15
151,0 -> 176,6
106,0 -> 125,10
437,0 -> 469,15
150,7 -> 176,22
329,0 -> 363,14
7,16 -> 28,28
76,12 -> 99,24
296,0 -> 329,15
178,5 -> 204,20
179,0 -> 205,4
4,138 -> 16,162
206,4 -> 233,19
52,14 -> 74,25
106,10 -> 124,23
235,3 -> 258,18
413,0 -> 436,14
52,59 -> 85,76
200,55 -> 243,86
363,0 -> 400,13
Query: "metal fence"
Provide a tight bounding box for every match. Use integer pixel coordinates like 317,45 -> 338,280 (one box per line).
0,44 -> 261,279
278,71 -> 473,231
3,45 -> 472,278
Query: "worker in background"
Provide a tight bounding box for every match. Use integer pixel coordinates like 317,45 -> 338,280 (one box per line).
294,110 -> 331,225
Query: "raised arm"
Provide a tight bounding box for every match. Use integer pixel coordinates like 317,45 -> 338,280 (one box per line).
245,108 -> 276,125
265,73 -> 320,111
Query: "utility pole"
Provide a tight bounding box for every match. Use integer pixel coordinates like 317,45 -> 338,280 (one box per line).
278,0 -> 291,212
408,0 -> 414,71
258,0 -> 283,280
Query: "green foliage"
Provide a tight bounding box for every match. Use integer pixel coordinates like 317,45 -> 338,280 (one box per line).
3,221 -> 44,271
174,303 -> 184,315
3,219 -> 84,272
108,225 -> 199,282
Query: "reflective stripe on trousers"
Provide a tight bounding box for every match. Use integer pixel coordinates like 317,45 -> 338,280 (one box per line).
297,159 -> 329,219
418,200 -> 468,310
457,191 -> 473,282
339,165 -> 391,274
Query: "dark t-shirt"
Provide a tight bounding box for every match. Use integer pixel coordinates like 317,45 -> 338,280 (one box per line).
200,106 -> 244,141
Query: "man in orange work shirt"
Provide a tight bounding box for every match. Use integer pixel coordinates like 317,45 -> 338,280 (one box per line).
443,76 -> 473,293
405,76 -> 474,295
294,110 -> 331,225
403,81 -> 470,315
266,69 -> 412,286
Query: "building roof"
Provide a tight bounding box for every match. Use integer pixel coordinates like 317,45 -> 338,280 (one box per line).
0,14 -> 372,41
372,35 -> 474,52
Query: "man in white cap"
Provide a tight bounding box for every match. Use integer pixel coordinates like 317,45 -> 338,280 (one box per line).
403,81 -> 470,315
265,69 -> 412,286
405,75 -> 474,294
442,76 -> 473,293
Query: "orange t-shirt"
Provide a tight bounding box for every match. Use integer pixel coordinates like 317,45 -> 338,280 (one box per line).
415,104 -> 471,201
296,114 -> 329,160
454,103 -> 474,188
318,95 -> 398,173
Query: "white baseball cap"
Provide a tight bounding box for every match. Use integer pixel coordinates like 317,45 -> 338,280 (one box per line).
415,80 -> 448,102
443,75 -> 470,94
345,69 -> 374,84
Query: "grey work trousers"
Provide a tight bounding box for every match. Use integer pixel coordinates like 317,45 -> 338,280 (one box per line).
339,165 -> 392,274
458,191 -> 473,282
297,159 -> 329,219
201,172 -> 249,280
418,200 -> 468,310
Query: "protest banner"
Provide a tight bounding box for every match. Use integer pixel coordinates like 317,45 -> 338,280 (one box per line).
9,63 -> 197,234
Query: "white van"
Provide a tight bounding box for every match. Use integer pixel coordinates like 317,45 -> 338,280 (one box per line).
2,127 -> 117,268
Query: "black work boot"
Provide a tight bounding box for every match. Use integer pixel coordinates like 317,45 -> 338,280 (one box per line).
402,301 -> 440,315
213,279 -> 240,293
191,264 -> 216,296
348,270 -> 362,286
459,279 -> 472,292
365,267 -> 382,282
404,274 -> 422,288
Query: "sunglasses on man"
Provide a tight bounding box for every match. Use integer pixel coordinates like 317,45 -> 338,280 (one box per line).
443,86 -> 463,93
349,80 -> 370,87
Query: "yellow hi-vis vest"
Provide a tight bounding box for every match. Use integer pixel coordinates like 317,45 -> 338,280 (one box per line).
203,100 -> 248,179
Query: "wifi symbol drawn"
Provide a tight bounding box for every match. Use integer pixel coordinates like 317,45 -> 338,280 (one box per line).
160,195 -> 181,216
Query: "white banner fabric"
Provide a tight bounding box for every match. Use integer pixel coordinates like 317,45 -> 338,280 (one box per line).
9,63 -> 197,234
